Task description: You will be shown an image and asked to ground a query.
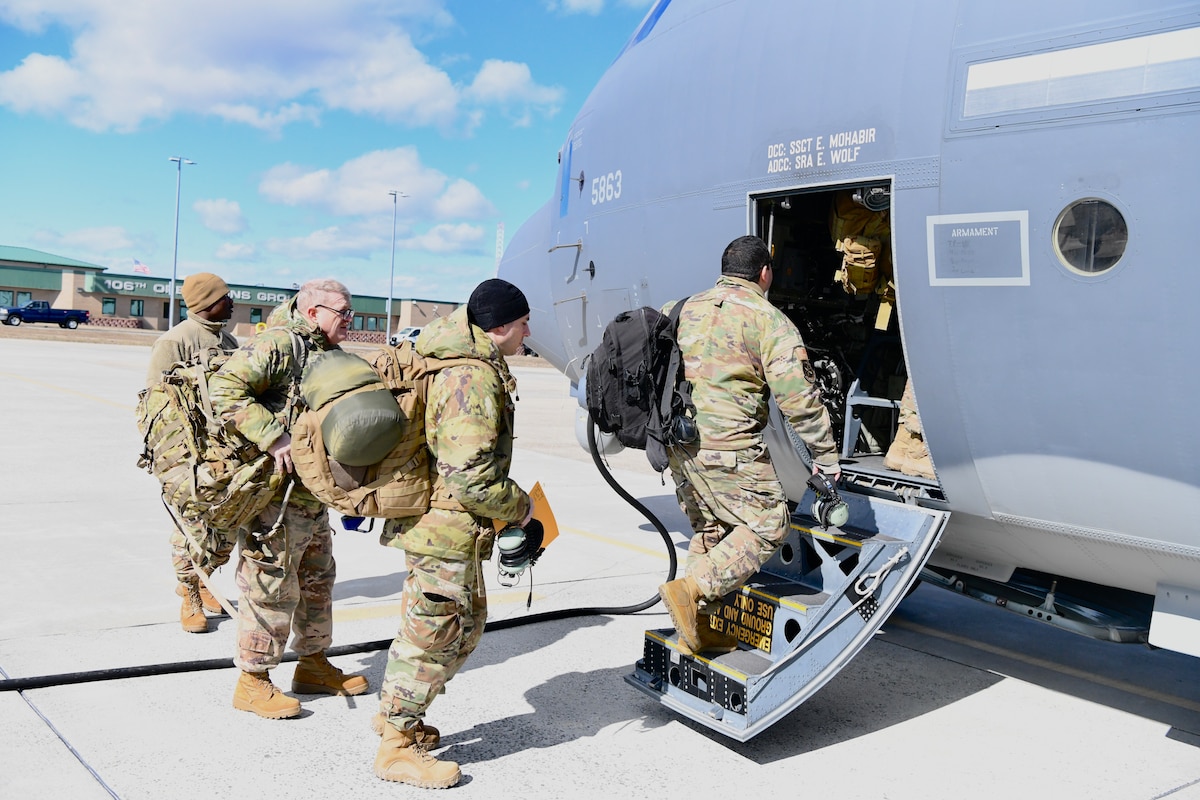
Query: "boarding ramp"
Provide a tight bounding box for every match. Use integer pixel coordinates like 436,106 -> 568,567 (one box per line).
626,489 -> 948,741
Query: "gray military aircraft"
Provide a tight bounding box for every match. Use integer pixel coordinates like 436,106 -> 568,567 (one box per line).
498,0 -> 1200,740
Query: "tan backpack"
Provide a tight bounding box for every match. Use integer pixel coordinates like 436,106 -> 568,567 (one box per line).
290,342 -> 482,518
136,340 -> 299,531
829,190 -> 892,297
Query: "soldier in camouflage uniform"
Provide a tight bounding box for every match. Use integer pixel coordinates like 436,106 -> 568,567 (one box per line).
209,278 -> 369,720
145,272 -> 238,634
659,236 -> 841,656
373,279 -> 533,790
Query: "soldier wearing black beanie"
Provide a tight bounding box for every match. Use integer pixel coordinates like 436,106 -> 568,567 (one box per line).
374,275 -> 534,788
467,278 -> 529,332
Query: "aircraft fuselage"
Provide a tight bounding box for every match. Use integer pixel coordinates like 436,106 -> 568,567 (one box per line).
500,0 -> 1200,656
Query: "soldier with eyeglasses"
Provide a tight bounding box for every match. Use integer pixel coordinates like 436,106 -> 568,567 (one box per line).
209,278 -> 369,719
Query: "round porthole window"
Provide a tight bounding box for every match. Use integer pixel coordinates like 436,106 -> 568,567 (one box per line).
1053,199 -> 1127,275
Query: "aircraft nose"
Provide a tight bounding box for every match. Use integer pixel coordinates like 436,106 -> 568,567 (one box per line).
499,202 -> 566,370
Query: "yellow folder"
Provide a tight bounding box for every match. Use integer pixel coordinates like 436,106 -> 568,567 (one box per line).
494,481 -> 558,547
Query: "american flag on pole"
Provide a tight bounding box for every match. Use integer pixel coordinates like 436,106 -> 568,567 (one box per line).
132,259 -> 150,275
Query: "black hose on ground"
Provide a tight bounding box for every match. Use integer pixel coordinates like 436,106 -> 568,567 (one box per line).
0,417 -> 678,694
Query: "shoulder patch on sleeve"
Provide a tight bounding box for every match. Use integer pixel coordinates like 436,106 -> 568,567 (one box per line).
799,348 -> 816,383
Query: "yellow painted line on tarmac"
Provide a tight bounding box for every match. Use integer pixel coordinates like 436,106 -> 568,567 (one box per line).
335,604 -> 403,622
488,589 -> 547,606
888,617 -> 1200,713
333,589 -> 547,622
560,523 -> 674,559
0,371 -> 131,410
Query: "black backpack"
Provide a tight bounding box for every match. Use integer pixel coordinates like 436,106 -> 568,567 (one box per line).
585,298 -> 696,472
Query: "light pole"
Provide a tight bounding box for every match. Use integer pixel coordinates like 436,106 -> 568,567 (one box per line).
168,156 -> 196,329
386,190 -> 406,342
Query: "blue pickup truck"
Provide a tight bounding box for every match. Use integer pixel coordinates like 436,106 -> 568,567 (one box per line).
0,301 -> 90,329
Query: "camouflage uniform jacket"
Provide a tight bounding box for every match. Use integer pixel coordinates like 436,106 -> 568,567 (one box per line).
145,316 -> 238,387
208,298 -> 333,512
392,305 -> 531,561
264,300 -> 293,329
667,275 -> 838,467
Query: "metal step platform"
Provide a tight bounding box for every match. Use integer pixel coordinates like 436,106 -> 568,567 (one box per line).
626,486 -> 949,741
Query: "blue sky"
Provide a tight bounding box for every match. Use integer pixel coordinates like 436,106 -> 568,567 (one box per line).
0,0 -> 654,302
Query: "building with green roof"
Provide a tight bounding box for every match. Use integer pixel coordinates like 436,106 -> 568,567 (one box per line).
0,246 -> 458,341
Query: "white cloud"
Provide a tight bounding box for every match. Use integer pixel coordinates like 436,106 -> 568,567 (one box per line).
543,0 -> 654,16
316,33 -> 458,127
465,60 -> 563,124
265,224 -> 381,260
195,199 -> 247,235
545,0 -> 604,14
30,225 -> 135,252
24,224 -> 161,272
252,149 -> 496,265
431,179 -> 494,219
466,60 -> 559,105
402,223 -> 486,254
0,1 -> 467,132
259,147 -> 494,220
216,242 -> 257,260
209,103 -> 321,135
0,53 -> 83,116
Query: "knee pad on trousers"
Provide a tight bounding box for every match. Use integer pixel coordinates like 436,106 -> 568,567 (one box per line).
693,525 -> 769,598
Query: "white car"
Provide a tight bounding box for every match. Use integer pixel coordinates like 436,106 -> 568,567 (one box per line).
388,326 -> 421,346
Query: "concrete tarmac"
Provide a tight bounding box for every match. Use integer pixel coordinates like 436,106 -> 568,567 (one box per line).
0,333 -> 1197,800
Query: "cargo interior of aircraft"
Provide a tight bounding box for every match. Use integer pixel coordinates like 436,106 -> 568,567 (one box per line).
754,182 -> 936,491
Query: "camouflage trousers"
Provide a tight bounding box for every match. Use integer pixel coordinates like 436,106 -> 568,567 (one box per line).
668,439 -> 789,607
168,513 -> 235,585
233,500 -> 335,673
378,551 -> 486,730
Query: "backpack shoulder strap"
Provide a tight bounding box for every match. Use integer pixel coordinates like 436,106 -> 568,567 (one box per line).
657,295 -> 692,426
181,345 -> 232,433
290,330 -> 306,371
666,295 -> 689,328
282,330 -> 309,417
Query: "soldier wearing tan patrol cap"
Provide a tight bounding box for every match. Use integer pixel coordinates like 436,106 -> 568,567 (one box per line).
146,272 -> 238,634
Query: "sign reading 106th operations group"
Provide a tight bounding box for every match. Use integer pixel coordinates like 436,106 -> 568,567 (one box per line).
100,278 -> 292,305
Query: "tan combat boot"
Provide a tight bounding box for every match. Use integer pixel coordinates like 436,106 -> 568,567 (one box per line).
374,724 -> 460,789
197,582 -> 225,615
176,580 -> 208,634
232,671 -> 301,719
900,428 -> 936,479
659,575 -> 703,653
291,652 -> 369,696
677,617 -> 739,657
370,712 -> 441,748
883,425 -> 935,479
